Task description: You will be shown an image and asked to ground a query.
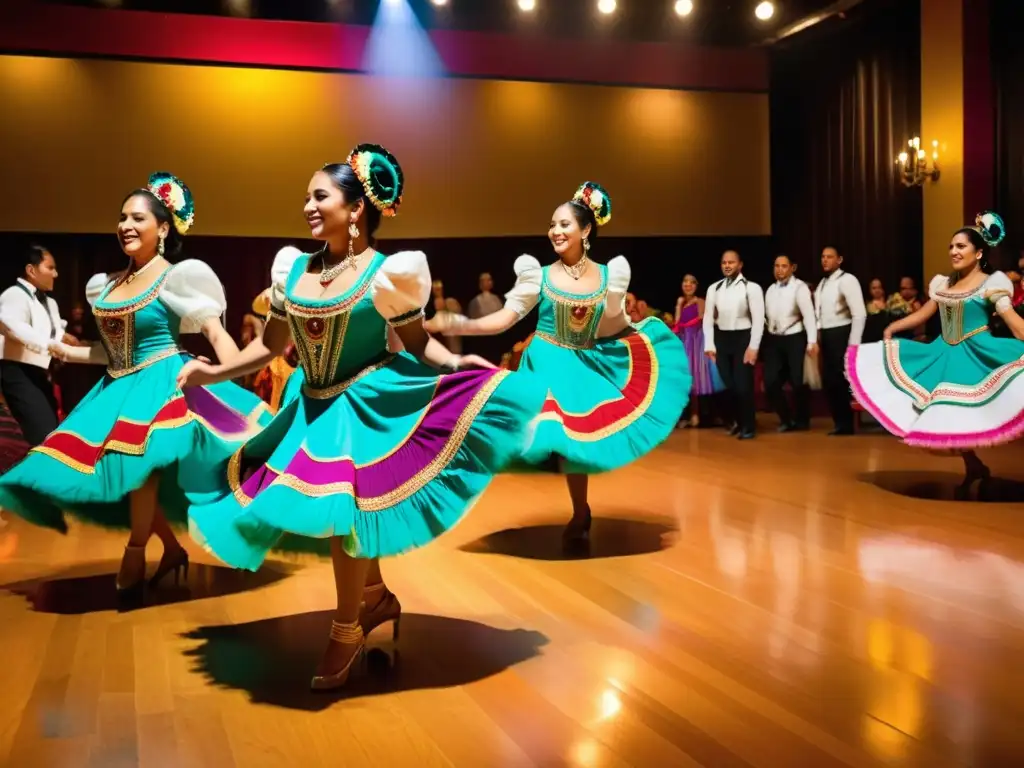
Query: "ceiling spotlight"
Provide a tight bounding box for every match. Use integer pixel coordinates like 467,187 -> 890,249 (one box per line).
430,0 -> 447,5
518,0 -> 535,10
674,0 -> 693,16
754,1 -> 774,20
597,0 -> 616,14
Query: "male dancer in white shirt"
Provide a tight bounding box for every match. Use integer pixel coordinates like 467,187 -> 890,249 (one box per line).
764,255 -> 817,431
704,251 -> 765,440
0,245 -> 66,446
814,246 -> 866,435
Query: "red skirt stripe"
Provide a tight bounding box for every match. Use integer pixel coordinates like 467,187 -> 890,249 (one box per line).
36,397 -> 191,470
540,334 -> 654,435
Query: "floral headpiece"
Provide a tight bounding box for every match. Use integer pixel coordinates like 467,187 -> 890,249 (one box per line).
345,143 -> 404,218
572,181 -> 612,227
147,172 -> 195,235
972,211 -> 1006,247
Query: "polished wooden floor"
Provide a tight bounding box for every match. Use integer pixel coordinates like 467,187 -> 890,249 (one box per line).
3,422 -> 1024,767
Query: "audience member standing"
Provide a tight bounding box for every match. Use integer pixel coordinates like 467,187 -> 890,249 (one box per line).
0,245 -> 65,446
703,250 -> 764,440
763,255 -> 817,432
814,246 -> 865,436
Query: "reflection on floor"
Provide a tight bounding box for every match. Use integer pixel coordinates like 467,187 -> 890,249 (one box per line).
2,422 -> 1024,766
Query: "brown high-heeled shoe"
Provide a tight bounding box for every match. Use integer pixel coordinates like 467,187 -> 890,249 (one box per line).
310,620 -> 365,691
360,582 -> 402,641
149,546 -> 189,588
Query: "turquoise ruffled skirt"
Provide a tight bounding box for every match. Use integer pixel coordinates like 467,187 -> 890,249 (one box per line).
185,353 -> 545,569
0,354 -> 271,532
517,317 -> 690,474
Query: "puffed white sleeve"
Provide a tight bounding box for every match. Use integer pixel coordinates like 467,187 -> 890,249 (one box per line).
85,273 -> 110,309
604,255 -> 631,318
371,250 -> 432,326
927,274 -> 949,301
269,246 -> 304,319
503,255 -> 542,318
984,271 -> 1015,312
159,259 -> 228,335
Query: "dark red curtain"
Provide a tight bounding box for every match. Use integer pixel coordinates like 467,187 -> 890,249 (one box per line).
769,0 -> 922,294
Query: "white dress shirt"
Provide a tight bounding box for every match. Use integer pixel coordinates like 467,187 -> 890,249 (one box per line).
467,291 -> 503,319
765,278 -> 817,346
0,278 -> 65,369
814,269 -> 866,345
703,274 -> 765,352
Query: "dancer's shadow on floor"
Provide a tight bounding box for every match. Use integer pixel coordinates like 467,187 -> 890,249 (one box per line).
460,514 -> 678,561
861,471 -> 1024,502
1,560 -> 294,614
183,611 -> 548,712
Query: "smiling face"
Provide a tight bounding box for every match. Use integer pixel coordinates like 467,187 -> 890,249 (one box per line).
548,203 -> 590,259
118,194 -> 169,261
682,276 -> 697,297
304,170 -> 359,242
949,231 -> 982,272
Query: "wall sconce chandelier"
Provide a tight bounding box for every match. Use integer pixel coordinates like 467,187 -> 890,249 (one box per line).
895,137 -> 940,186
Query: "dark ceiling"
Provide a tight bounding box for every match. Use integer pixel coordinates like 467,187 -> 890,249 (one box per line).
39,0 -> 848,46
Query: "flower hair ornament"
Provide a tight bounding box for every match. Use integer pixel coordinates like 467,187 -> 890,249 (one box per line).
345,143 -> 404,218
973,211 -> 1006,247
147,172 -> 195,235
572,181 -> 612,227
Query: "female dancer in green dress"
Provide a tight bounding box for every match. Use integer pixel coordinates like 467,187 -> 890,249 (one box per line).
847,213 -> 1024,497
0,173 -> 272,605
425,182 -> 691,545
177,144 -> 543,690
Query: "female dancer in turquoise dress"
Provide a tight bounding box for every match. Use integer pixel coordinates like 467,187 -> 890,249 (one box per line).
425,182 -> 691,545
847,213 -> 1024,497
177,144 -> 543,690
0,173 -> 271,604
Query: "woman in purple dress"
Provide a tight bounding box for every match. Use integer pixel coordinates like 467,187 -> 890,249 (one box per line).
672,275 -> 724,427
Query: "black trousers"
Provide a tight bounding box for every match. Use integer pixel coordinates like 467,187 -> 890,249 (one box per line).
763,331 -> 810,427
819,325 -> 853,431
0,361 -> 58,446
714,328 -> 756,434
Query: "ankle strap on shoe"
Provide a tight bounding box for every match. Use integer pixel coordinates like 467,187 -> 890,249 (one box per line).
329,620 -> 364,643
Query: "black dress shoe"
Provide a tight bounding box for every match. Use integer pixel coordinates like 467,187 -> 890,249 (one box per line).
777,422 -> 797,433
828,427 -> 855,436
737,430 -> 756,440
727,424 -> 740,436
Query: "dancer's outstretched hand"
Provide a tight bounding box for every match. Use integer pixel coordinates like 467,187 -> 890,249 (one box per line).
453,354 -> 496,370
177,359 -> 218,389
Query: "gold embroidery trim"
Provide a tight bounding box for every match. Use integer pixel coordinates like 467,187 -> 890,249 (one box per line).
228,370 -> 510,511
107,347 -> 181,378
535,331 -> 594,350
302,354 -> 397,399
884,339 -> 1024,407
93,269 -> 172,316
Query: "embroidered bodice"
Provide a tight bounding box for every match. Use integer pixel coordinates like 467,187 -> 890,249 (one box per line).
87,260 -> 227,377
504,254 -> 631,350
270,248 -> 431,397
928,271 -> 1014,345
